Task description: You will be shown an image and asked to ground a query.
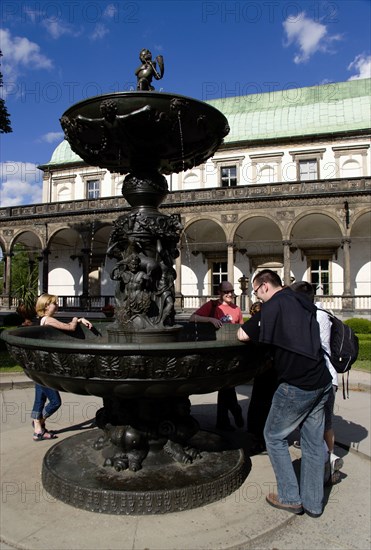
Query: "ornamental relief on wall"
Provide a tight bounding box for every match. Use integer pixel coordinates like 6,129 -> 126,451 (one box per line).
221,214 -> 238,223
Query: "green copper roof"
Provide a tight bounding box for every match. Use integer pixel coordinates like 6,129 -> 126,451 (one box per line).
207,78 -> 371,143
47,139 -> 84,166
44,79 -> 371,167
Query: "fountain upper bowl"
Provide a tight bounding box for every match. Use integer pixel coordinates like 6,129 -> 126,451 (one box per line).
60,92 -> 230,175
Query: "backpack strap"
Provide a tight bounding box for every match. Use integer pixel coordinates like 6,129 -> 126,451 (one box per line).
342,372 -> 350,400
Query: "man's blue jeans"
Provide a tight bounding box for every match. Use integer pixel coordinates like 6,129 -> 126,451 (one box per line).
31,384 -> 61,420
264,381 -> 332,515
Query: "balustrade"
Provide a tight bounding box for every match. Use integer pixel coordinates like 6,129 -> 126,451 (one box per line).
2,294 -> 369,315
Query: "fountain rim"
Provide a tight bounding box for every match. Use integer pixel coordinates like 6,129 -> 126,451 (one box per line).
1,325 -> 246,354
61,90 -> 229,120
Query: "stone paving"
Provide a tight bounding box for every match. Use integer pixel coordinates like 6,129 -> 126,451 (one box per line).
0,373 -> 370,550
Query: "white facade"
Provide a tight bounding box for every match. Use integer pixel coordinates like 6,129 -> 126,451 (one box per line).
1,79 -> 370,313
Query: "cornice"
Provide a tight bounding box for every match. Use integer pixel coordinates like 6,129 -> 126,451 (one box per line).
0,177 -> 369,223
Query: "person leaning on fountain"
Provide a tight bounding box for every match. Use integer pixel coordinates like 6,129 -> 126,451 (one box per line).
237,270 -> 332,518
189,281 -> 244,431
31,294 -> 93,442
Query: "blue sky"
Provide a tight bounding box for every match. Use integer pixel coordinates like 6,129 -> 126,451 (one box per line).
0,0 -> 370,207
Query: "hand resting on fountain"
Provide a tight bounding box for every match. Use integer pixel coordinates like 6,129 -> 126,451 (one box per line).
189,313 -> 223,329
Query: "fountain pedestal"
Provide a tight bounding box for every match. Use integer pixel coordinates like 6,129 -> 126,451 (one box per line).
42,429 -> 250,514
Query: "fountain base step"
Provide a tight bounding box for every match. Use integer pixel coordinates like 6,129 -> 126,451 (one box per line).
42,429 -> 250,515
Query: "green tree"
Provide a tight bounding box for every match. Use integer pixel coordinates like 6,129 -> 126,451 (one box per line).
11,244 -> 38,316
0,50 -> 12,134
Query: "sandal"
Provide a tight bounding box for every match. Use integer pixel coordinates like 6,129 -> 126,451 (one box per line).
33,430 -> 57,441
32,420 -> 55,435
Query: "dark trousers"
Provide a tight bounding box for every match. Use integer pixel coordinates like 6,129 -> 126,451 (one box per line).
247,366 -> 278,440
217,387 -> 241,425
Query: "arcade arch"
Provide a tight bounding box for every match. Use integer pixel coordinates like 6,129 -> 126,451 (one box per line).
290,213 -> 343,294
181,218 -> 228,295
234,216 -> 283,271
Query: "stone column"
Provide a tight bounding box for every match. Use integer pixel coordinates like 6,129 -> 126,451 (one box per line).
282,240 -> 292,286
3,252 -> 13,309
81,248 -> 91,308
174,253 -> 183,310
341,237 -> 353,310
41,248 -> 50,294
227,242 -> 234,284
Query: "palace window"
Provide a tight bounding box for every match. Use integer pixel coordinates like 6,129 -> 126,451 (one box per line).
290,149 -> 325,181
211,156 -> 244,187
87,179 -> 100,199
220,166 -> 237,187
212,261 -> 228,295
310,259 -> 330,295
299,159 -> 318,180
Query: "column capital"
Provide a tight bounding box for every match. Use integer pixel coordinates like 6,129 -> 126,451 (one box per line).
341,237 -> 351,246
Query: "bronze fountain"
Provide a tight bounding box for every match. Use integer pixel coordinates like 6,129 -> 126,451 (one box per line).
1,51 -> 263,515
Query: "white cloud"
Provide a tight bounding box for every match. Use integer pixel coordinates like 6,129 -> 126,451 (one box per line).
0,28 -> 52,69
104,4 -> 118,19
0,28 -> 53,97
283,12 -> 342,64
39,132 -> 64,144
90,23 -> 109,41
348,54 -> 371,80
0,161 -> 43,207
21,6 -> 81,39
41,19 -> 80,39
90,4 -> 118,40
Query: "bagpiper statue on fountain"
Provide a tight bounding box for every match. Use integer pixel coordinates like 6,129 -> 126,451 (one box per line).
135,48 -> 164,91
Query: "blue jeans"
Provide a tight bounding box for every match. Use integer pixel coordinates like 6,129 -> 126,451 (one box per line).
31,384 -> 61,420
264,381 -> 332,515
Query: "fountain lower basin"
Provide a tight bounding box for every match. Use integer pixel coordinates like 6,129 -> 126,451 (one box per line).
1,323 -> 263,515
3,323 -> 259,398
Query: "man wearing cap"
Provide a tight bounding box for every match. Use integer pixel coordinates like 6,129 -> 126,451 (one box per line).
189,281 -> 244,431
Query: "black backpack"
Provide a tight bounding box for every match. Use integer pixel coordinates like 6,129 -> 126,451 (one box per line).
321,309 -> 359,398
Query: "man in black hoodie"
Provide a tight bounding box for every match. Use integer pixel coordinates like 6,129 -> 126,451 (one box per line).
237,269 -> 332,518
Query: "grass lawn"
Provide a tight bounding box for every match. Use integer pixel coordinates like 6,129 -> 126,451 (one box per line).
0,350 -> 22,371
353,360 -> 371,373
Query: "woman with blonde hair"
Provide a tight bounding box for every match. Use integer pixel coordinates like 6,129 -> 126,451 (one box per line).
31,294 -> 92,441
